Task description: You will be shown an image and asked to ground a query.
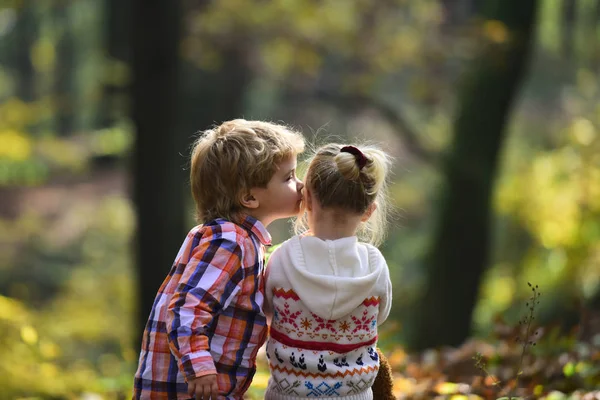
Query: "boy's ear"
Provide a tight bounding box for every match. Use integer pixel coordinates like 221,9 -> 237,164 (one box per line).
240,191 -> 259,209
361,202 -> 377,222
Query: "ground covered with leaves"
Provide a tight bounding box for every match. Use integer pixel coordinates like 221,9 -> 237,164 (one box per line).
247,319 -> 600,400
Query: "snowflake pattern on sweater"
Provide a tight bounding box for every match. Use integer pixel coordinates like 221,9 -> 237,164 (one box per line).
265,288 -> 380,398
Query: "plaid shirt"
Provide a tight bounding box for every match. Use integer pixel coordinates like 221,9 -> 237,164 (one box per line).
133,216 -> 271,400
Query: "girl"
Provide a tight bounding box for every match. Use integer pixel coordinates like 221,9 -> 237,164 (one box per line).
264,143 -> 393,400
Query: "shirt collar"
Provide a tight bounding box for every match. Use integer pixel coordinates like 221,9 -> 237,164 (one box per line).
239,214 -> 272,246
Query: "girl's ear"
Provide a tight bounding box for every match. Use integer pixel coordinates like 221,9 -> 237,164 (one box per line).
240,191 -> 259,209
305,187 -> 313,211
361,202 -> 377,222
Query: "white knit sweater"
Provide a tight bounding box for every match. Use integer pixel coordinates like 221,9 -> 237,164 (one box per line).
263,235 -> 392,400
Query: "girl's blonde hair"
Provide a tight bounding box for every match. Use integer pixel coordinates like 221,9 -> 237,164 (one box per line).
295,143 -> 392,246
190,119 -> 305,224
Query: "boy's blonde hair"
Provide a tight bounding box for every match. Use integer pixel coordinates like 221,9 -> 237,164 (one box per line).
296,143 -> 392,246
190,119 -> 305,223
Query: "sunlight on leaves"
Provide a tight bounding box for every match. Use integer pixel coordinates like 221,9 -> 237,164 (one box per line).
0,129 -> 32,160
435,381 -> 460,394
0,295 -> 29,323
563,361 -> 576,377
569,118 -> 595,146
20,325 -> 38,345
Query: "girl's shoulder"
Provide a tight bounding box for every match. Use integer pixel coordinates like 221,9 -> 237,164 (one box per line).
357,241 -> 385,258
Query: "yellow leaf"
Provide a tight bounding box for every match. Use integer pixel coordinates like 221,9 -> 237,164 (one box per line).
20,325 -> 38,345
435,381 -> 459,394
0,129 -> 32,161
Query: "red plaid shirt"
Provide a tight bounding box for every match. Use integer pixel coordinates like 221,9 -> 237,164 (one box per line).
133,216 -> 271,399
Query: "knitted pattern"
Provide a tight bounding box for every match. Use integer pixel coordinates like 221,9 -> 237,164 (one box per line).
264,288 -> 379,399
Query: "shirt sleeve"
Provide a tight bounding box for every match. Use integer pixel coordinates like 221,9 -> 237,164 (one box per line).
166,233 -> 244,381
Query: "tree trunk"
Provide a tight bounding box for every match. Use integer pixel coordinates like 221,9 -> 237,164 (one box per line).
178,45 -> 252,143
561,0 -> 577,58
408,0 -> 539,350
15,4 -> 36,102
589,0 -> 600,68
97,0 -> 132,129
131,0 -> 184,347
53,4 -> 74,136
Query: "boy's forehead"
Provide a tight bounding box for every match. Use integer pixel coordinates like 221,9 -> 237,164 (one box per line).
277,154 -> 298,169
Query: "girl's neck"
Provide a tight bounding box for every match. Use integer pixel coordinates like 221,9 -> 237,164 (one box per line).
309,210 -> 362,241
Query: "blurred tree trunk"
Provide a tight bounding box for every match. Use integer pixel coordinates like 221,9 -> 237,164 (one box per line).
15,4 -> 36,102
408,0 -> 539,350
97,0 -> 132,128
589,0 -> 600,68
54,4 -> 74,136
179,0 -> 252,133
561,0 -> 577,58
178,45 -> 252,145
131,0 -> 184,346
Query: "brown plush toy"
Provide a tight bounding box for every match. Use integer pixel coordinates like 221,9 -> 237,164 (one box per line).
372,348 -> 395,399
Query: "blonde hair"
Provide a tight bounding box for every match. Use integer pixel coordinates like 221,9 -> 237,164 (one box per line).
190,119 -> 305,223
296,143 -> 392,246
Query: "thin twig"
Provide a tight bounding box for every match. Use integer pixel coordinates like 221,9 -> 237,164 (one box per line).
511,284 -> 539,400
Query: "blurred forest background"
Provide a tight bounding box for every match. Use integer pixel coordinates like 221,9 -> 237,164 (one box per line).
0,0 -> 599,399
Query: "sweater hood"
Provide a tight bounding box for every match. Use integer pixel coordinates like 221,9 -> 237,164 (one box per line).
276,235 -> 386,320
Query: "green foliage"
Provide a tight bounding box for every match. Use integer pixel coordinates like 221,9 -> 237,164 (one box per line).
474,63 -> 600,332
0,96 -> 133,186
185,0 -> 447,101
0,196 -> 136,398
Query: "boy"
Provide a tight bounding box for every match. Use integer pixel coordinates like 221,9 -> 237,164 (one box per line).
133,119 -> 305,399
